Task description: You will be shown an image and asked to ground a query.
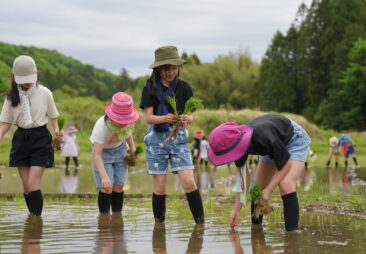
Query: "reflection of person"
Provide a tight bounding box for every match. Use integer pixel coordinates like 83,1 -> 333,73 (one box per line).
229,226 -> 274,254
60,169 -> 79,193
90,92 -> 139,214
208,114 -> 311,231
140,46 -> 204,224
339,134 -> 358,167
61,126 -> 79,174
152,223 -> 204,254
0,55 -> 62,216
152,222 -> 166,254
21,215 -> 43,254
95,213 -> 126,254
326,137 -> 340,167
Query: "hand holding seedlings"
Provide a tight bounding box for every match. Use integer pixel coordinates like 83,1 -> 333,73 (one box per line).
52,115 -> 65,151
165,96 -> 202,143
249,184 -> 274,219
125,143 -> 144,167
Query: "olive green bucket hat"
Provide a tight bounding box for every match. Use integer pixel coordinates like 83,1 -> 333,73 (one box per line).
149,45 -> 186,69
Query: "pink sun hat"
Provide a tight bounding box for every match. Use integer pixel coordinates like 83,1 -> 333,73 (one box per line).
208,122 -> 253,166
105,92 -> 140,125
66,126 -> 78,134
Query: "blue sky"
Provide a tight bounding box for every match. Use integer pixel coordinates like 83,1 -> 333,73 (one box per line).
0,0 -> 312,77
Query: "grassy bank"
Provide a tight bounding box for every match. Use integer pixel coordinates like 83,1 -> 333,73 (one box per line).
0,108 -> 365,166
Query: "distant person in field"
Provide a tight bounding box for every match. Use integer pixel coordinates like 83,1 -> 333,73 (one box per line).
191,130 -> 204,164
339,134 -> 358,167
208,114 -> 311,232
61,125 -> 79,174
326,136 -> 341,167
90,92 -> 139,214
140,45 -> 204,224
199,136 -> 209,167
0,55 -> 63,216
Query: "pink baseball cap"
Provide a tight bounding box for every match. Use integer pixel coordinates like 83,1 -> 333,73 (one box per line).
208,122 -> 253,166
105,92 -> 139,125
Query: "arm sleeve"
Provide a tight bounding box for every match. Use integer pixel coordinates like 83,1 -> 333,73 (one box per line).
89,121 -> 107,145
140,86 -> 154,109
47,91 -> 59,118
0,99 -> 13,123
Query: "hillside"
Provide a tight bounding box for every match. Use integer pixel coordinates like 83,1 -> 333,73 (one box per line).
0,41 -> 135,100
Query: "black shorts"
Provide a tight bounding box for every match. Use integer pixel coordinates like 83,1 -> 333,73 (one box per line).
10,125 -> 54,168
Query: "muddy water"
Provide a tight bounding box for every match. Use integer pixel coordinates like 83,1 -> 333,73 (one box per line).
1,164 -> 365,194
0,200 -> 365,253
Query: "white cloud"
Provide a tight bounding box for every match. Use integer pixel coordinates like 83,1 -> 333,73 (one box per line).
0,0 -> 312,77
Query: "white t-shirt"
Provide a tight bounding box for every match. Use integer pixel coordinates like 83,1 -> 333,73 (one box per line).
0,84 -> 59,128
90,116 -> 125,149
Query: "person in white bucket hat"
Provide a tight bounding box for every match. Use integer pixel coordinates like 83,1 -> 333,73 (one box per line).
0,55 -> 63,216
326,136 -> 341,167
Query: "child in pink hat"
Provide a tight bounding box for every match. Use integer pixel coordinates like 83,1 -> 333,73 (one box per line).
208,114 -> 311,231
90,92 -> 139,214
61,126 -> 80,174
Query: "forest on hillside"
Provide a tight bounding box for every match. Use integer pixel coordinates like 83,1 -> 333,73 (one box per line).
0,0 -> 365,130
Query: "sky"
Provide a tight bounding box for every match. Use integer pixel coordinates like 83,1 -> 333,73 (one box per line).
0,0 -> 312,78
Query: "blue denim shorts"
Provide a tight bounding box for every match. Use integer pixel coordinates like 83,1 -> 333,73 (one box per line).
259,120 -> 311,165
92,143 -> 128,188
345,145 -> 355,158
144,125 -> 194,174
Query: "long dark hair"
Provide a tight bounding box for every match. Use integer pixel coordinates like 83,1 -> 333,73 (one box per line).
144,65 -> 181,96
145,69 -> 160,96
2,75 -> 20,107
2,75 -> 38,107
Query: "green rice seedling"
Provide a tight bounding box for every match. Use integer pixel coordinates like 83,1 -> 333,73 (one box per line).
125,143 -> 145,167
53,115 -> 66,151
165,96 -> 202,142
58,115 -> 66,130
249,184 -> 274,219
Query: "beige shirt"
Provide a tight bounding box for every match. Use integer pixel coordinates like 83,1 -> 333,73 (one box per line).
0,84 -> 59,128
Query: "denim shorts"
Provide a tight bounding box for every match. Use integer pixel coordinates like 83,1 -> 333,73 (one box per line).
92,143 -> 128,188
144,125 -> 194,174
345,145 -> 355,158
259,120 -> 311,165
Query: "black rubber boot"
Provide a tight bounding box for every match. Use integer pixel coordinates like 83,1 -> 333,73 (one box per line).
186,189 -> 205,224
111,191 -> 124,212
282,192 -> 299,231
153,193 -> 166,222
29,190 -> 43,216
98,191 -> 111,214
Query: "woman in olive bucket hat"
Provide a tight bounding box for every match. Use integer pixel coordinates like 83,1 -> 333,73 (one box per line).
208,114 -> 311,231
140,46 -> 204,224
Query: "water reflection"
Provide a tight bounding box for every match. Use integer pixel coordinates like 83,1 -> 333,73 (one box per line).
152,223 -> 204,254
229,226 -> 274,254
21,215 -> 43,254
59,168 -> 79,193
95,213 -> 126,254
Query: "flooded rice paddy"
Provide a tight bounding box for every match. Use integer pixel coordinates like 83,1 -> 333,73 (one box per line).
1,199 -> 366,253
0,164 -> 366,253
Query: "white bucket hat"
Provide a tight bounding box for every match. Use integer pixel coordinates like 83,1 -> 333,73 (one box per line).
329,136 -> 339,147
13,55 -> 37,84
